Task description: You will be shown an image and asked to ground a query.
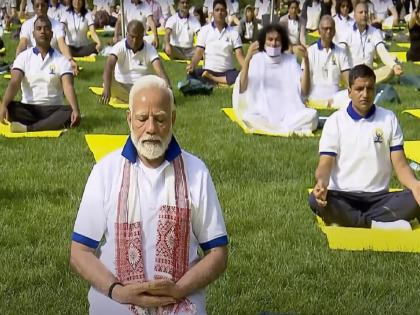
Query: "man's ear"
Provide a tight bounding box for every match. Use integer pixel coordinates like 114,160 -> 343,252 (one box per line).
171,111 -> 176,126
126,110 -> 132,128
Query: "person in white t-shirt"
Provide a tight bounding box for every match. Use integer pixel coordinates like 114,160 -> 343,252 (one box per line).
279,0 -> 307,52
254,0 -> 271,23
70,75 -> 229,315
158,0 -> 175,21
102,20 -> 170,104
309,64 -> 420,230
370,0 -> 398,27
333,0 -> 354,44
303,15 -> 351,108
339,2 -> 403,82
47,0 -> 66,20
0,16 -> 80,132
60,0 -> 102,57
187,0 -> 245,85
16,0 -> 78,74
164,0 -> 201,60
113,0 -> 159,48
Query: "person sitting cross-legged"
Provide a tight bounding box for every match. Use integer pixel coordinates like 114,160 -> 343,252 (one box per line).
163,0 -> 201,60
186,0 -> 245,86
102,20 -> 170,105
309,64 -> 420,230
0,16 -> 81,132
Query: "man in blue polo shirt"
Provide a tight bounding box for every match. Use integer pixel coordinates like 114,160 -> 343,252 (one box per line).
309,64 -> 420,230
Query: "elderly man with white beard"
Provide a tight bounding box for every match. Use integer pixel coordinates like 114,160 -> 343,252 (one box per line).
70,75 -> 229,315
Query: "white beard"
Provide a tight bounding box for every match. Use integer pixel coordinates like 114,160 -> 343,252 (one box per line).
131,128 -> 173,161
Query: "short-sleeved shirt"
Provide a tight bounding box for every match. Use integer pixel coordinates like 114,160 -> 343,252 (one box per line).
20,16 -> 65,50
72,137 -> 228,314
340,23 -> 384,68
254,0 -> 271,19
93,0 -> 116,13
165,12 -> 201,48
12,47 -> 72,105
304,40 -> 350,100
196,22 -> 242,72
371,0 -> 394,20
60,10 -> 95,47
47,3 -> 67,21
123,1 -> 152,30
319,104 -> 404,192
157,0 -> 174,19
333,14 -> 354,44
110,39 -> 159,84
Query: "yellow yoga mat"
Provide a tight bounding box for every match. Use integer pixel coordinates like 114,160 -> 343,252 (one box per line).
0,122 -> 64,138
306,100 -> 338,111
396,43 -> 410,49
85,134 -> 128,161
316,216 -> 420,253
222,108 -> 314,137
158,52 -> 204,66
89,87 -> 129,109
74,55 -> 96,63
4,74 -> 11,79
146,29 -> 166,36
0,47 -> 5,54
307,189 -> 420,252
405,140 -> 420,164
308,30 -> 320,38
389,51 -> 407,62
403,109 -> 420,119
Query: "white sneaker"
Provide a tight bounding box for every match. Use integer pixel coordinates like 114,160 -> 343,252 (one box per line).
371,220 -> 412,231
10,121 -> 27,133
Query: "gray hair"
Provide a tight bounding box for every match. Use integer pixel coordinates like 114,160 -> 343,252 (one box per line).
128,75 -> 175,112
319,14 -> 335,29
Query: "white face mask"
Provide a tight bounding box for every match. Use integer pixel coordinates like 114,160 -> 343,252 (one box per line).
265,46 -> 281,57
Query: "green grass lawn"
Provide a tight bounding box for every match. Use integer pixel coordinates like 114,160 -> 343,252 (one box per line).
1,30 -> 420,315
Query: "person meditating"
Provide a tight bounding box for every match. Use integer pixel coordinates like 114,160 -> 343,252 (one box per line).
101,20 -> 170,104
309,65 -> 420,230
0,16 -> 81,132
232,23 -> 318,134
187,0 -> 245,86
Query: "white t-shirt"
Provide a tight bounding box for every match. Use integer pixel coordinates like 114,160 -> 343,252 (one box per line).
305,0 -> 321,30
196,22 -> 242,72
340,24 -> 384,68
60,10 -> 95,47
319,104 -> 404,192
254,0 -> 271,19
371,0 -> 394,20
123,0 -> 152,30
157,0 -> 174,19
73,138 -> 228,315
333,14 -> 354,44
304,40 -> 350,100
165,12 -> 200,48
110,39 -> 159,84
20,15 -> 65,50
12,47 -> 72,105
47,3 -> 67,21
93,0 -> 116,13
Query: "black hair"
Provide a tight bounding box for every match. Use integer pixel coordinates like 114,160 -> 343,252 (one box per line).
31,0 -> 48,5
349,64 -> 376,87
213,0 -> 227,10
257,23 -> 290,52
193,6 -> 206,26
34,15 -> 52,29
335,0 -> 353,16
67,0 -> 88,17
287,0 -> 300,9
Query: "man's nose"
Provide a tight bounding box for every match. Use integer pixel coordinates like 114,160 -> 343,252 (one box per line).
146,117 -> 157,134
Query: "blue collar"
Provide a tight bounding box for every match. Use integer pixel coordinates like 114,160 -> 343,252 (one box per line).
347,102 -> 376,120
353,22 -> 368,31
177,10 -> 189,19
316,39 -> 335,50
125,40 -> 144,52
122,135 -> 182,164
32,47 -> 54,56
49,3 -> 61,8
211,21 -> 228,30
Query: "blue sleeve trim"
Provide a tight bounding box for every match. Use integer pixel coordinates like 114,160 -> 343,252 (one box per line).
200,235 -> 228,251
196,45 -> 205,49
390,145 -> 403,152
320,151 -> 337,156
72,232 -> 100,249
151,56 -> 160,63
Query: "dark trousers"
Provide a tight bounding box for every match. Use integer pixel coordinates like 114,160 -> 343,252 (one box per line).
69,43 -> 98,57
308,190 -> 420,228
8,102 -> 71,131
189,68 -> 239,85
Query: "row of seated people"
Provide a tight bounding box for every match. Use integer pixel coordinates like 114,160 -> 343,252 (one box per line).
0,0 -> 417,135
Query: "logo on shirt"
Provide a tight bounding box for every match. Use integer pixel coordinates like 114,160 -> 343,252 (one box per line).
48,64 -> 56,75
373,128 -> 384,143
331,55 -> 337,66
